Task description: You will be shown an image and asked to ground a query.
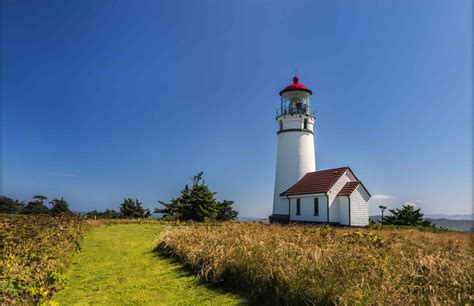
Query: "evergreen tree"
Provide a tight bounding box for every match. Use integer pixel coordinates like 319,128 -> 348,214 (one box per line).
0,196 -> 24,214
186,172 -> 218,221
23,195 -> 50,214
216,200 -> 239,221
383,204 -> 432,227
155,193 -> 188,221
156,172 -> 237,222
50,197 -> 71,214
119,198 -> 151,218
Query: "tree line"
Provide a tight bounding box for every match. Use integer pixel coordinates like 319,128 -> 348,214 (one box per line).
0,195 -> 71,215
0,172 -> 239,222
85,172 -> 239,221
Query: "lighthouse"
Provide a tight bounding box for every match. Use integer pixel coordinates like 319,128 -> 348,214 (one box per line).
269,76 -> 371,226
271,76 -> 316,221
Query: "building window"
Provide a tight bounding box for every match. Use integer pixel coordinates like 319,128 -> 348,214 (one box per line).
304,119 -> 308,129
314,198 -> 319,216
296,199 -> 301,215
279,120 -> 283,131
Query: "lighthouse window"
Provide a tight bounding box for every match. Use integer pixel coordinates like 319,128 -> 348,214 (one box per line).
279,120 -> 283,131
314,198 -> 319,216
296,199 -> 301,215
304,119 -> 308,130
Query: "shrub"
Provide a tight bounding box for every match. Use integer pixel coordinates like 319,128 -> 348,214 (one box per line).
0,214 -> 84,304
23,195 -> 50,215
0,196 -> 24,214
158,223 -> 473,305
84,209 -> 122,219
50,197 -> 71,214
383,204 -> 432,226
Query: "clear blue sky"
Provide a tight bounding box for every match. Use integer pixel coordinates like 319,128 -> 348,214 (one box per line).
2,0 -> 472,217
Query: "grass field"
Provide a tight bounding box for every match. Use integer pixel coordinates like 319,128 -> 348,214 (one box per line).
159,223 -> 473,305
52,223 -> 244,305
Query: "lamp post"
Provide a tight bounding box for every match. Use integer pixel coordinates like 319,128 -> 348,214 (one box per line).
378,205 -> 387,225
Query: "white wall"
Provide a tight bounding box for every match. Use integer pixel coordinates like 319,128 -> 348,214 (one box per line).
350,185 -> 370,226
329,195 -> 340,223
289,195 -> 327,222
339,196 -> 350,225
272,114 -> 316,215
327,170 -> 353,206
278,115 -> 315,131
327,170 -> 356,222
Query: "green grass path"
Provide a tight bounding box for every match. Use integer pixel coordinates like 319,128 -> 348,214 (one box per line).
52,224 -> 244,305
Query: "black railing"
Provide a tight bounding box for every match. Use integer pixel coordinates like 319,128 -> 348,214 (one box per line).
276,105 -> 313,117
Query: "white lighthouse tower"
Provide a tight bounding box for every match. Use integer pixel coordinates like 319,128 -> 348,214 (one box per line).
270,76 -> 316,222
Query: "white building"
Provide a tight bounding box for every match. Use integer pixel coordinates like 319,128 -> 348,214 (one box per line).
269,76 -> 371,226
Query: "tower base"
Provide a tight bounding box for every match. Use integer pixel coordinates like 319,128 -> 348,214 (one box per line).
268,214 -> 290,224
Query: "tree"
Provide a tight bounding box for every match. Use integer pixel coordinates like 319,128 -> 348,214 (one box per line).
50,197 -> 71,214
155,172 -> 238,222
0,196 -> 24,214
216,200 -> 239,221
119,198 -> 151,218
84,209 -> 121,219
383,204 -> 432,227
23,195 -> 50,215
378,205 -> 387,225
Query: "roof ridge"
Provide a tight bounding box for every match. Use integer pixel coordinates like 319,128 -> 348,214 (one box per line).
306,166 -> 349,174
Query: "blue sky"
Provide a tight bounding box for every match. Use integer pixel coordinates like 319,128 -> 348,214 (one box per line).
2,0 -> 472,217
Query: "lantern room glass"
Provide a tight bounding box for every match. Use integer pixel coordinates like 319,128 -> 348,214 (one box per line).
277,91 -> 312,117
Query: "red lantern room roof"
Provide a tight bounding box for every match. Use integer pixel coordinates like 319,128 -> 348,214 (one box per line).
279,76 -> 313,96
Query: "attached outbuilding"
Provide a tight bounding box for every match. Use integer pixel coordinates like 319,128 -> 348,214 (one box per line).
272,167 -> 371,226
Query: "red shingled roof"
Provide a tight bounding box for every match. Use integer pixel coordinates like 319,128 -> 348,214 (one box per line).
338,182 -> 360,196
280,167 -> 349,196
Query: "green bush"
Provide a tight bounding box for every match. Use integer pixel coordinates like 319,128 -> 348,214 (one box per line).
0,214 -> 84,304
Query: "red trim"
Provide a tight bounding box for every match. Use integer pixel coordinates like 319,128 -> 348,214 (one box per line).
279,75 -> 313,96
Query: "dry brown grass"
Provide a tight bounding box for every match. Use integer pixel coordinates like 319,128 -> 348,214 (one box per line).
83,217 -> 166,227
158,222 -> 473,305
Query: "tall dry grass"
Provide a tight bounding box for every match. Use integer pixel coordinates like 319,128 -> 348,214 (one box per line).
158,222 -> 473,305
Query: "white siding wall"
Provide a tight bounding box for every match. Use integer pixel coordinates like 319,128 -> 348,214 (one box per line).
327,170 -> 356,223
338,196 -> 350,225
329,195 -> 340,223
289,195 -> 327,222
349,185 -> 370,226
